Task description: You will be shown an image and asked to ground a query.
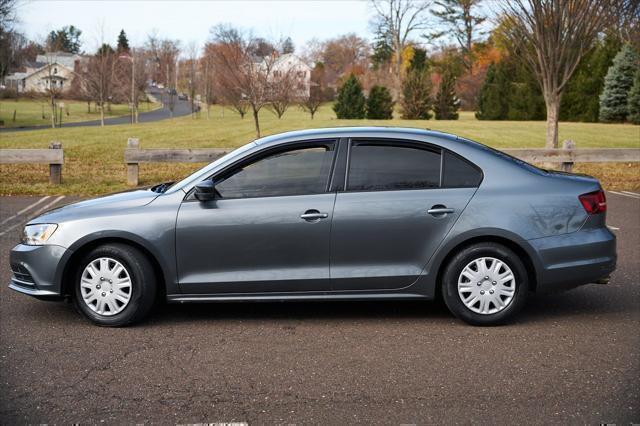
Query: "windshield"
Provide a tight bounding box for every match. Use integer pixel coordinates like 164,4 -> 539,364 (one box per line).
164,142 -> 257,193
457,137 -> 546,175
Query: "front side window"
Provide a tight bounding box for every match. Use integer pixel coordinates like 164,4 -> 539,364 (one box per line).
215,143 -> 335,199
347,142 -> 441,191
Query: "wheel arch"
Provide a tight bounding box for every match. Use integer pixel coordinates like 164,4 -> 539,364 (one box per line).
430,229 -> 542,297
58,233 -> 168,301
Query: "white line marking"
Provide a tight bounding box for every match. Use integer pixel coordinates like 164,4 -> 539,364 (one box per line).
0,196 -> 65,237
608,191 -> 640,199
621,191 -> 640,196
607,225 -> 620,231
0,196 -> 50,226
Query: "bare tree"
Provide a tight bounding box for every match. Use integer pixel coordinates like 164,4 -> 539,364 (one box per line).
498,0 -> 618,149
42,45 -> 66,128
268,65 -> 297,118
79,44 -> 116,126
209,24 -> 277,138
370,0 -> 431,87
300,63 -> 326,119
201,49 -> 215,119
115,48 -> 148,123
184,42 -> 199,117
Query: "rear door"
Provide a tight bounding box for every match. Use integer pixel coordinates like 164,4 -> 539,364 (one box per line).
330,140 -> 480,291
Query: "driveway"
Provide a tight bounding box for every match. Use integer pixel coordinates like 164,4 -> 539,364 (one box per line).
0,88 -> 192,133
0,191 -> 638,423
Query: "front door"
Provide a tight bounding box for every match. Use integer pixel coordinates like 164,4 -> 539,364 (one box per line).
176,141 -> 337,294
330,140 -> 479,291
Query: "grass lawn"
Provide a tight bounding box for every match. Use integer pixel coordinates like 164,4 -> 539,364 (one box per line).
0,105 -> 638,196
0,98 -> 160,128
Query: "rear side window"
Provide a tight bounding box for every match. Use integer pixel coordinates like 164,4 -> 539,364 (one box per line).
443,151 -> 482,188
347,142 -> 441,191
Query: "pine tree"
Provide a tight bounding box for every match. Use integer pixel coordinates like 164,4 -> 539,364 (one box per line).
561,34 -> 621,122
599,44 -> 639,122
400,69 -> 433,119
434,71 -> 460,120
628,69 -> 640,125
333,74 -> 366,119
475,63 -> 508,120
366,85 -> 395,119
117,29 -> 130,53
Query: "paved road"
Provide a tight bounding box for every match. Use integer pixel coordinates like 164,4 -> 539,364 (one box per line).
0,192 -> 638,424
0,88 -> 192,133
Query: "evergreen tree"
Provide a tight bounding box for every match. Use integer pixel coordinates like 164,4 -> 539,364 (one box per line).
561,34 -> 621,122
475,63 -> 508,120
333,74 -> 366,119
599,44 -> 639,122
409,47 -> 428,72
371,30 -> 393,70
434,71 -> 460,120
47,25 -> 82,53
117,29 -> 130,53
281,37 -> 294,54
628,69 -> 640,125
400,69 -> 433,119
366,85 -> 395,119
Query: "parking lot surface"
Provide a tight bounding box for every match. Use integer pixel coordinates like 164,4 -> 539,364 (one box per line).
1,192 -> 638,424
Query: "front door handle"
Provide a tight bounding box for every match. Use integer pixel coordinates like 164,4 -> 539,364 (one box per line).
428,206 -> 455,216
300,210 -> 329,221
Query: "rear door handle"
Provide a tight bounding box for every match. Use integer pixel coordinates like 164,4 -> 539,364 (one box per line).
427,206 -> 455,216
300,210 -> 329,221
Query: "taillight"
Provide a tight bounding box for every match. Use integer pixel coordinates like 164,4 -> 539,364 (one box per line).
579,190 -> 607,214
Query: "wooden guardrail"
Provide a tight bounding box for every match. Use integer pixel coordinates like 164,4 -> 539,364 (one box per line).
123,138 -> 640,186
0,142 -> 64,184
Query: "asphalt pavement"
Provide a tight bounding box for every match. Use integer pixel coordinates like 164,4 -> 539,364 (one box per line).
0,88 -> 192,133
0,192 -> 638,424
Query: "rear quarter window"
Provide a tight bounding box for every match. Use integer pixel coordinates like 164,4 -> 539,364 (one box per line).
443,151 -> 482,188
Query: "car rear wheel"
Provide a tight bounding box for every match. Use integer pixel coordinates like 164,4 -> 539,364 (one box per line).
442,242 -> 528,326
74,243 -> 156,327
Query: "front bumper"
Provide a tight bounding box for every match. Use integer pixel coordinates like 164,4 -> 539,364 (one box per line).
530,226 -> 617,293
9,244 -> 69,300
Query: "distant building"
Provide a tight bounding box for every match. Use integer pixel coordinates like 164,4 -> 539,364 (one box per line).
267,53 -> 312,98
4,52 -> 86,94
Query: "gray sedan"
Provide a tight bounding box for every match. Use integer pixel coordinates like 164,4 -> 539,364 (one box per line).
9,127 -> 616,326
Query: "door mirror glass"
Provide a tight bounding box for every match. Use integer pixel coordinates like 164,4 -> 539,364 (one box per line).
194,179 -> 216,202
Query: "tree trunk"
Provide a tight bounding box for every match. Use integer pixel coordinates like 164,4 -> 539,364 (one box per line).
252,107 -> 261,138
50,97 -> 56,128
545,95 -> 560,149
100,102 -> 105,126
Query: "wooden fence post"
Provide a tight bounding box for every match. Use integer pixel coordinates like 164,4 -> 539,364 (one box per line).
49,142 -> 62,185
127,138 -> 139,186
561,139 -> 575,172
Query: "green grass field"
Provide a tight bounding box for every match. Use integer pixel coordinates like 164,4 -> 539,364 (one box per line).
0,98 -> 160,128
0,105 -> 638,195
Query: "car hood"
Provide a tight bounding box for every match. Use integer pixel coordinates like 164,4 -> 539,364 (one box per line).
30,189 -> 159,224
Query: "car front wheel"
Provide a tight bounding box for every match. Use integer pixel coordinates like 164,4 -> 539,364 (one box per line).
442,242 -> 528,326
74,243 -> 156,327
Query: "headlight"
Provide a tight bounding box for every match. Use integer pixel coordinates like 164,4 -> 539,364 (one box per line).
22,224 -> 58,245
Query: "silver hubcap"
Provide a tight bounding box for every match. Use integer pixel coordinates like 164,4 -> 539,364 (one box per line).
457,257 -> 516,315
80,257 -> 132,316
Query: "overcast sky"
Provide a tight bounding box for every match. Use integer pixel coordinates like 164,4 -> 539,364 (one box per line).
16,0 -> 374,54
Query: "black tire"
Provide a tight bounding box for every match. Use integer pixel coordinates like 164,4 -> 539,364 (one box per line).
74,243 -> 157,327
441,242 -> 528,326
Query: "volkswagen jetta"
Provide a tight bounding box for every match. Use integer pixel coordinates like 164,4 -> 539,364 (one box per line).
9,128 -> 616,326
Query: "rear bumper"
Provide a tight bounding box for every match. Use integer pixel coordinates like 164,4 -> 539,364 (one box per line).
9,244 -> 68,300
529,227 -> 616,293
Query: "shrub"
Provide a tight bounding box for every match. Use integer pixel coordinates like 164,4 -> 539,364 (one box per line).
400,70 -> 432,119
434,71 -> 460,120
333,74 -> 365,119
366,85 -> 394,119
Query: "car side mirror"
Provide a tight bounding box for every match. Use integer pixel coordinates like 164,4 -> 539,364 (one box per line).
194,179 -> 216,202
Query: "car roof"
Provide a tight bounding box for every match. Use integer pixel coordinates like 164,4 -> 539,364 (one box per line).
253,126 -> 461,145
